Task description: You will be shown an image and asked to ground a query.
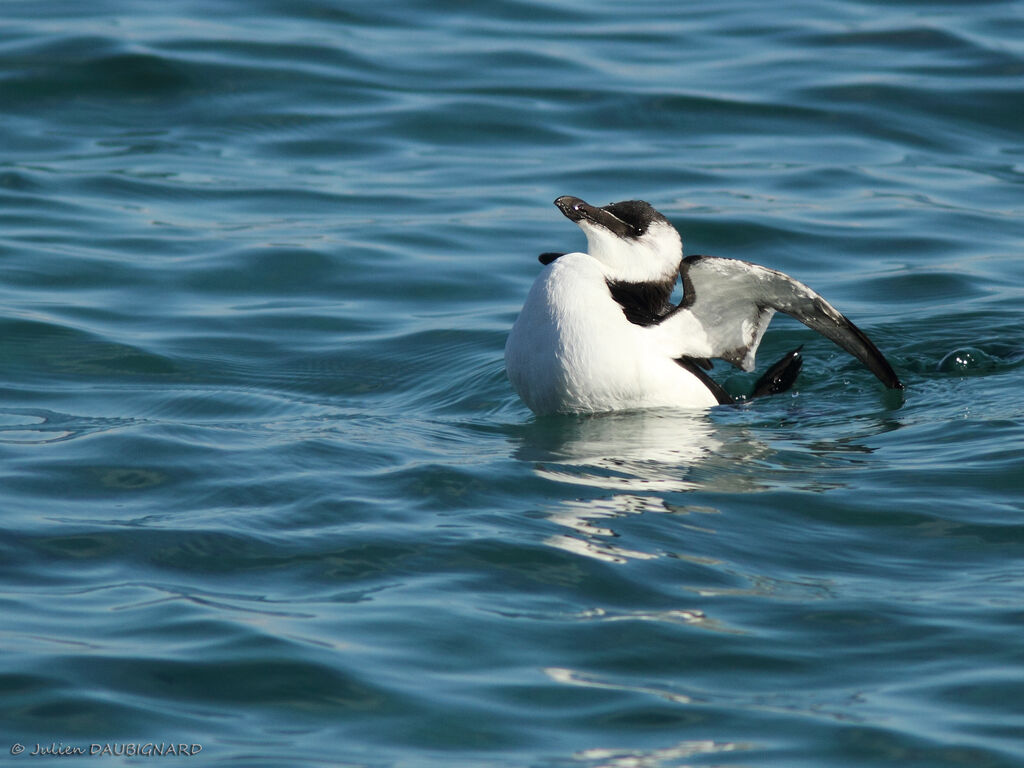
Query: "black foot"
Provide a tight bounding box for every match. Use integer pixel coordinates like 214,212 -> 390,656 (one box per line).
751,346 -> 803,398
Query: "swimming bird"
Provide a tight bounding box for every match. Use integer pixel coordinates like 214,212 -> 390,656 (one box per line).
505,196 -> 903,415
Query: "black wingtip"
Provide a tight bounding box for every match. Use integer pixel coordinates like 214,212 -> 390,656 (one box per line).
539,252 -> 564,265
839,317 -> 904,391
751,346 -> 804,398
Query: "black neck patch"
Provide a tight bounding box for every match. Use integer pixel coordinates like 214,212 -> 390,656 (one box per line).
606,278 -> 677,327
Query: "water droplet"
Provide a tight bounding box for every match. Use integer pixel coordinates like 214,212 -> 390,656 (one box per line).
937,347 -> 994,373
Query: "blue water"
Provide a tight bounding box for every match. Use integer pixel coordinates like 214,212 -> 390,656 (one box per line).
2,1 -> 1023,766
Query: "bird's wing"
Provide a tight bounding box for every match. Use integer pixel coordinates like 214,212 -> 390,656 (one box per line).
678,255 -> 903,389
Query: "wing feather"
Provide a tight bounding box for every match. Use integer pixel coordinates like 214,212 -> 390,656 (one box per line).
680,255 -> 903,390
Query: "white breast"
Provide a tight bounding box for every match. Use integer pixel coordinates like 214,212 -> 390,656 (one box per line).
505,253 -> 719,415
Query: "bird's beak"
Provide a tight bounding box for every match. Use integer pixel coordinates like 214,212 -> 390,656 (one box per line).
554,196 -> 636,237
554,196 -> 597,223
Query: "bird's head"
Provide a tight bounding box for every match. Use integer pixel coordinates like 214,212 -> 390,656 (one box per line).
553,196 -> 682,282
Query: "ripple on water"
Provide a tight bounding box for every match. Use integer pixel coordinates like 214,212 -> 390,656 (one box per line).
0,409 -> 143,445
0,0 -> 1023,766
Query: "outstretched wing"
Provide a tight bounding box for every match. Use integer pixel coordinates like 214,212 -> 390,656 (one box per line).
679,255 -> 903,390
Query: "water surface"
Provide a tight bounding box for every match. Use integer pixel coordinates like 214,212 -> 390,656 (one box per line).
2,1 -> 1023,766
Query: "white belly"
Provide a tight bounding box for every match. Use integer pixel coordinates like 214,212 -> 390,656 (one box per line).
505,254 -> 719,415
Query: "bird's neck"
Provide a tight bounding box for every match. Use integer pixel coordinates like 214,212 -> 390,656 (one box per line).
605,277 -> 677,327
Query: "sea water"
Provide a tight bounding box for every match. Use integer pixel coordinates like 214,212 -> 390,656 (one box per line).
1,1 -> 1023,766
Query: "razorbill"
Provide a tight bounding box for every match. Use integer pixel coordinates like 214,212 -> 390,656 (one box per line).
505,196 -> 903,415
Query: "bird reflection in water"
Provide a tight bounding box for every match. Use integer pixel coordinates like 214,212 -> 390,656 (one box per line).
514,408 -> 727,563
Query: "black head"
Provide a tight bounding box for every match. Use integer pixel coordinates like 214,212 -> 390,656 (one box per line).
554,196 -> 667,240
